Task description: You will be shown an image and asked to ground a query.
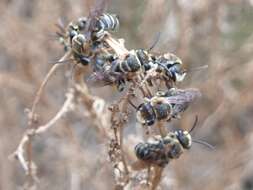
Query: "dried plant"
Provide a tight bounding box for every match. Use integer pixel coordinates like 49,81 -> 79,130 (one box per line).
9,1 -> 208,189
3,0 -> 253,190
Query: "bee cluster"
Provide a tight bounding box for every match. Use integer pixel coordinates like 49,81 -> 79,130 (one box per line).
56,12 -> 187,91
55,10 -> 208,188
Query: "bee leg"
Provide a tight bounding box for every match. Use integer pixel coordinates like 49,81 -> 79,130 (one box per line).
166,118 -> 172,122
147,78 -> 153,87
143,125 -> 150,136
116,78 -> 126,92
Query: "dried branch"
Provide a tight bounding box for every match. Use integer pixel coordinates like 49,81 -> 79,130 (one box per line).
10,89 -> 75,176
150,167 -> 163,190
104,34 -> 129,58
29,51 -> 72,126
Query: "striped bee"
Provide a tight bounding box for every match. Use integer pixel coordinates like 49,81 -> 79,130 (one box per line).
54,17 -> 91,65
71,34 -> 91,65
112,50 -> 142,74
135,117 -> 214,167
86,51 -> 127,91
92,13 -> 119,41
134,131 -> 189,167
140,53 -> 186,89
87,49 -> 153,91
136,88 -> 201,126
154,53 -> 186,83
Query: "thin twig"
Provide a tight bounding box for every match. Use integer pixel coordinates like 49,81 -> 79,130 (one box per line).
104,34 -> 129,58
150,167 -> 163,190
29,51 -> 72,126
10,89 -> 75,174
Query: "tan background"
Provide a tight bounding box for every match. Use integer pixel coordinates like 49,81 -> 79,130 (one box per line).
1,0 -> 253,189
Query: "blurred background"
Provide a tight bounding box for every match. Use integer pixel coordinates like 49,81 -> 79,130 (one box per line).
1,0 -> 253,189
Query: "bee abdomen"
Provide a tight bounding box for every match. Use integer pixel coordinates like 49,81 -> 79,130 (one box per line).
136,102 -> 156,126
167,143 -> 183,159
115,54 -> 141,73
153,103 -> 171,120
135,141 -> 169,167
99,13 -> 119,31
135,143 -> 150,160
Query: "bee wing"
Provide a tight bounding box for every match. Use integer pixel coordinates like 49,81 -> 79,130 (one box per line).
56,18 -> 66,33
164,89 -> 201,105
86,70 -> 115,87
87,0 -> 109,33
163,96 -> 191,104
90,0 -> 109,17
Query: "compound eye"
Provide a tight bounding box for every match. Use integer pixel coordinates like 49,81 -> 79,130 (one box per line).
176,130 -> 191,149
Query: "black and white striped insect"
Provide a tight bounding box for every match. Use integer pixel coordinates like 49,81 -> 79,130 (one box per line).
136,88 -> 202,126
135,116 -> 214,167
93,13 -> 119,40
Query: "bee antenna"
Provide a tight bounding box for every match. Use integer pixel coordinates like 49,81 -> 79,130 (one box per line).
55,17 -> 66,33
147,31 -> 161,52
189,115 -> 198,133
128,99 -> 138,110
187,65 -> 209,73
192,139 -> 215,150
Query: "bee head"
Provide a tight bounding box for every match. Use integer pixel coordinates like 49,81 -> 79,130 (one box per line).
168,64 -> 186,82
174,130 -> 192,149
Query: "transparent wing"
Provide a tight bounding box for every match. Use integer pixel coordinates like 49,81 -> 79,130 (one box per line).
86,70 -> 115,87
164,88 -> 201,105
87,0 -> 109,33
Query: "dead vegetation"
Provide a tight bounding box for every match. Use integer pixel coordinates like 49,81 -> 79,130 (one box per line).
1,0 -> 253,190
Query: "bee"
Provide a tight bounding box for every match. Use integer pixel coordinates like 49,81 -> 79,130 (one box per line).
56,16 -> 87,42
87,49 -> 153,91
136,100 -> 171,126
66,16 -> 89,41
135,116 -> 214,167
112,50 -> 142,73
154,53 -> 186,83
139,53 -> 186,89
92,13 -> 119,41
136,88 -> 201,126
66,23 -> 79,41
109,32 -> 161,74
86,52 -> 127,91
135,49 -> 156,72
134,131 -> 188,167
85,32 -> 161,91
155,88 -> 202,118
71,34 -> 91,65
54,17 -> 91,66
